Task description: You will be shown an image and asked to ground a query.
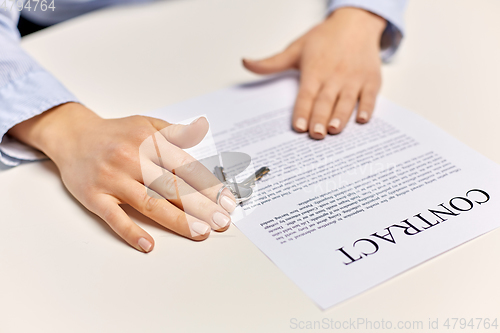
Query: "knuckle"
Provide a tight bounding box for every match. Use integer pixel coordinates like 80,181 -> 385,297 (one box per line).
367,68 -> 382,79
120,222 -> 134,240
129,115 -> 151,128
177,157 -> 202,177
366,76 -> 382,89
298,85 -> 318,100
133,128 -> 155,145
101,206 -> 118,224
173,211 -> 188,228
93,161 -> 113,180
159,174 -> 179,198
107,142 -> 137,165
340,89 -> 358,101
334,62 -> 352,75
167,210 -> 188,232
81,190 -> 102,213
129,115 -> 144,122
334,102 -> 354,116
142,191 -> 160,213
175,154 -> 209,181
176,155 -> 196,171
316,90 -> 335,105
126,117 -> 156,143
364,85 -> 380,97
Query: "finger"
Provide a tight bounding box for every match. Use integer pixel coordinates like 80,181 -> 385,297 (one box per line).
356,83 -> 380,124
328,86 -> 361,135
242,38 -> 303,75
144,161 -> 232,231
91,194 -> 155,253
141,133 -> 237,213
292,75 -> 322,133
144,116 -> 209,149
121,180 -> 212,240
308,82 -> 341,140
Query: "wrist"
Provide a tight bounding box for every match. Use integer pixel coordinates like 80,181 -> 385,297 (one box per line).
8,102 -> 102,165
327,7 -> 387,42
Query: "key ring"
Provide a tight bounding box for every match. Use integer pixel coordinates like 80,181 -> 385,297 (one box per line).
214,165 -> 269,204
217,182 -> 252,205
216,184 -> 228,206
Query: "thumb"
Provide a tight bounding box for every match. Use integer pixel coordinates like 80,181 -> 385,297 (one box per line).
145,116 -> 209,149
242,39 -> 303,75
159,116 -> 209,149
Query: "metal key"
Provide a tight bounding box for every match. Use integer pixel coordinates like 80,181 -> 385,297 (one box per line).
214,165 -> 252,203
229,166 -> 270,203
213,166 -> 226,183
240,167 -> 270,187
213,166 -> 270,203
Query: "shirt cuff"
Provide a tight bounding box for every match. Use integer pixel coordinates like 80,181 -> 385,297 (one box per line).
0,70 -> 78,166
327,0 -> 407,62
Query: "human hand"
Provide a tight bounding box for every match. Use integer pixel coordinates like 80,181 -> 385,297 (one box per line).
243,7 -> 386,139
8,103 -> 237,253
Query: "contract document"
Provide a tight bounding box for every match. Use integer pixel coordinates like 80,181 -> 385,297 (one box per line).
148,73 -> 500,309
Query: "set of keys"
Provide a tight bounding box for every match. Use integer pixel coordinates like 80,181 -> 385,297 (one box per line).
214,166 -> 270,204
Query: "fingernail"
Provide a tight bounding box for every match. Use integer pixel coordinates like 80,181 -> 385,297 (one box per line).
213,211 -> 231,229
191,221 -> 210,236
313,123 -> 326,136
138,237 -> 152,252
243,58 -> 257,63
190,117 -> 202,125
296,117 -> 307,131
328,118 -> 341,130
220,195 -> 236,213
358,111 -> 369,122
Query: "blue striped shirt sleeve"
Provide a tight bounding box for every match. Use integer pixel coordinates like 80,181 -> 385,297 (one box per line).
0,9 -> 78,166
327,0 -> 409,61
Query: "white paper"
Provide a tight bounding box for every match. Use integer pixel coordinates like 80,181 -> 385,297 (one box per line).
148,73 -> 500,309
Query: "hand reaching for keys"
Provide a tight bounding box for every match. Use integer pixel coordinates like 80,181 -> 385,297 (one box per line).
243,7 -> 387,139
8,102 -> 237,253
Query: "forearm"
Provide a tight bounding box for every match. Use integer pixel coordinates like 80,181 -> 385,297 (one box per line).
0,9 -> 79,166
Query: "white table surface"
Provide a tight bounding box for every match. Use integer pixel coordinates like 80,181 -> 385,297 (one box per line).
2,0 -> 499,332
